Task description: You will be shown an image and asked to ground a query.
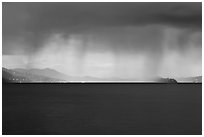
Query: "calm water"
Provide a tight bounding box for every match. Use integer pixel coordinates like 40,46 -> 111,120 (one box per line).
2,83 -> 202,135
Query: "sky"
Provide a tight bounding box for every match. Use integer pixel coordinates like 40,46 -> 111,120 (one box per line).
2,2 -> 202,80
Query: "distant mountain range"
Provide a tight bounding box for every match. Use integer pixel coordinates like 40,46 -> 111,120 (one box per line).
2,67 -> 201,83
2,67 -> 107,83
12,68 -> 70,81
2,67 -> 64,83
176,76 -> 202,83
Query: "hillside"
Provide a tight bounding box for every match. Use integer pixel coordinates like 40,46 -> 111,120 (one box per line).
3,67 -> 64,83
176,76 -> 202,83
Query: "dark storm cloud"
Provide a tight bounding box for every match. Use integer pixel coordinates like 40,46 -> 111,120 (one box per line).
2,2 -> 202,55
3,2 -> 201,34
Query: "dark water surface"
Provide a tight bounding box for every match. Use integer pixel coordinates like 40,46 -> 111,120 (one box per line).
2,83 -> 202,135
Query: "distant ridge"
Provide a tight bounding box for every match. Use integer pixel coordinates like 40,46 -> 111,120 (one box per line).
13,68 -> 70,81
3,67 -> 31,83
176,76 -> 202,83
12,68 -> 105,81
3,67 -> 64,83
156,77 -> 178,83
3,67 -> 200,83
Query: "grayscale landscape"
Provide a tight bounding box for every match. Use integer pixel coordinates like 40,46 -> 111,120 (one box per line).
2,2 -> 202,135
